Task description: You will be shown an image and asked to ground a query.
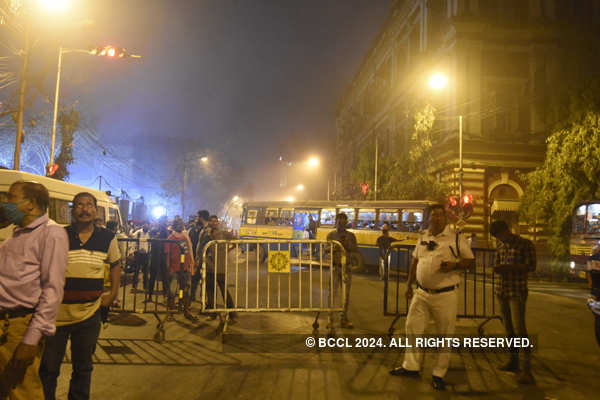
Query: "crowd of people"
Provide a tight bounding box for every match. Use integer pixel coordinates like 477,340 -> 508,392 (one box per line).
0,179 -> 538,397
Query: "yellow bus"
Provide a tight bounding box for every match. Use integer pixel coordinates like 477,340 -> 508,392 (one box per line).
239,200 -> 435,268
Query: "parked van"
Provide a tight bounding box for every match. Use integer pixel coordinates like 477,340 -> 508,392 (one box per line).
0,169 -> 123,243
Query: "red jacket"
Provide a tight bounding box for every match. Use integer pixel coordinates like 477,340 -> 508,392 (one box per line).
166,231 -> 195,275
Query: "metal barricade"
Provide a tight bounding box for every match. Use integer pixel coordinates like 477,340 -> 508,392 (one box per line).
201,239 -> 347,333
383,244 -> 501,335
115,238 -> 193,342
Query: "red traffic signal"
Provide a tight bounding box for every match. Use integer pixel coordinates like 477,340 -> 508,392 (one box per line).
90,45 -> 126,58
461,193 -> 474,219
446,196 -> 460,222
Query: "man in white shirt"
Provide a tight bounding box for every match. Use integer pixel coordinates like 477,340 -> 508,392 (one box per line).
389,204 -> 474,390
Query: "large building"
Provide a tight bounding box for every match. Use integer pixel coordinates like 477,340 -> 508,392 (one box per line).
335,0 -> 600,243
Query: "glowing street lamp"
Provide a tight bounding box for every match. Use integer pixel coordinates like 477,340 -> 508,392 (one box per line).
232,195 -> 240,202
429,72 -> 448,90
38,0 -> 72,14
296,184 -> 304,191
286,196 -> 295,202
200,156 -> 208,163
307,157 -> 319,168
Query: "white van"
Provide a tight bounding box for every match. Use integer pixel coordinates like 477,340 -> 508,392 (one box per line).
0,169 -> 123,243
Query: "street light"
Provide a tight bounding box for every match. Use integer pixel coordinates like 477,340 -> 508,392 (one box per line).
200,156 -> 208,163
307,157 -> 319,168
182,155 -> 208,218
38,0 -> 72,14
428,72 -> 463,200
296,184 -> 304,191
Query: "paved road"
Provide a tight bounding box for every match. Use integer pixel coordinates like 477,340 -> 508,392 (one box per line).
53,262 -> 598,399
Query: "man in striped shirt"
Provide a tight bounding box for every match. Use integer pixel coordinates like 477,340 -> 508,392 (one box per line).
39,192 -> 121,400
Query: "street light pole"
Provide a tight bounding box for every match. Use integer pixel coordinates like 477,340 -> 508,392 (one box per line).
13,24 -> 30,170
458,115 -> 463,200
374,136 -> 378,201
48,45 -> 63,172
182,165 -> 187,218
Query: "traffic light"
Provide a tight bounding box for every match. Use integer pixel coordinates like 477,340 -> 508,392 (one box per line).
90,45 -> 126,58
461,193 -> 474,219
446,196 -> 460,222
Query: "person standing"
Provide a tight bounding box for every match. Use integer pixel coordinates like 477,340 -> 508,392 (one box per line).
308,214 -> 317,239
131,223 -> 150,292
203,215 -> 236,322
326,212 -> 359,329
389,204 -> 474,390
0,181 -> 68,398
166,219 -> 196,320
39,192 -> 121,400
147,216 -> 170,302
376,223 -> 400,279
489,220 -> 536,384
191,210 -> 211,302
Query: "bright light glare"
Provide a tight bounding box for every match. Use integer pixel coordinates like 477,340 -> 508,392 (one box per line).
569,261 -> 575,270
286,196 -> 295,202
232,195 -> 240,202
200,156 -> 208,163
106,47 -> 116,57
152,206 -> 167,219
307,157 -> 319,167
429,73 -> 448,90
296,184 -> 304,191
38,0 -> 71,14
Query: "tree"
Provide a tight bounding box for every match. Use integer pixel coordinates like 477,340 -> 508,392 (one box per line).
520,80 -> 600,259
351,103 -> 449,202
52,107 -> 79,181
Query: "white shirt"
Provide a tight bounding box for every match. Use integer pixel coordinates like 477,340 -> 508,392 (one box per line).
412,225 -> 474,290
132,229 -> 150,253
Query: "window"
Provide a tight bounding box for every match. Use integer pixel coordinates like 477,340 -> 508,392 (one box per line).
97,206 -> 106,224
280,209 -> 294,226
586,204 -> 600,234
320,208 -> 336,226
378,209 -> 400,230
265,208 -> 280,225
573,205 -> 586,234
108,207 -> 119,222
338,208 -> 355,228
400,209 -> 423,232
50,198 -> 71,225
246,209 -> 258,225
356,209 -> 376,230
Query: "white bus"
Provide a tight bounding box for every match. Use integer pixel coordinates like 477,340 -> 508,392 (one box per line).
0,169 -> 123,243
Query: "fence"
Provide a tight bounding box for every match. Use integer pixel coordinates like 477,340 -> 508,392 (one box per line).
383,244 -> 501,335
201,239 -> 348,333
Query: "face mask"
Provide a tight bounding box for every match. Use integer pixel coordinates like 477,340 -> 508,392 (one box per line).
1,200 -> 28,226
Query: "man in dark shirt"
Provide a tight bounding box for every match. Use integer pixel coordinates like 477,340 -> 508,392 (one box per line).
326,213 -> 358,328
191,210 -> 211,301
490,220 -> 536,385
376,223 -> 399,279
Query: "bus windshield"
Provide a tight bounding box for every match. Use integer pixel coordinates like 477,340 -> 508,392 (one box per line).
586,203 -> 600,233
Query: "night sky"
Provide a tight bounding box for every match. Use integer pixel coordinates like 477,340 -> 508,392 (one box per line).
2,0 -> 392,216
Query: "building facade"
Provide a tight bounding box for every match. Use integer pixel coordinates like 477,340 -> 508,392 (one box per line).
335,0 -> 600,243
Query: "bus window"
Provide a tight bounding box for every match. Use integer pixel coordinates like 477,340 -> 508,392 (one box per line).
320,208 -> 336,226
400,209 -> 423,232
338,208 -> 355,228
586,203 -> 600,233
50,199 -> 72,225
280,209 -> 294,226
356,209 -> 376,229
265,208 -> 279,225
378,209 -> 399,230
108,207 -> 118,222
246,209 -> 258,225
97,206 -> 106,225
573,204 -> 586,233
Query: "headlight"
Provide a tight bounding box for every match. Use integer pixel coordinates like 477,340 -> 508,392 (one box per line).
569,261 -> 575,269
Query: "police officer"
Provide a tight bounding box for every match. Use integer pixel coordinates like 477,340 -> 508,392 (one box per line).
389,204 -> 474,390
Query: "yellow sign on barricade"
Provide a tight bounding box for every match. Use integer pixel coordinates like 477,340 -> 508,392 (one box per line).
268,250 -> 291,273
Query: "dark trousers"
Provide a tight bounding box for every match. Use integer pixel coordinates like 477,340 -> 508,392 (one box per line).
191,270 -> 201,301
148,253 -> 169,296
498,293 -> 531,370
39,310 -> 102,400
205,271 -> 235,311
133,251 -> 149,289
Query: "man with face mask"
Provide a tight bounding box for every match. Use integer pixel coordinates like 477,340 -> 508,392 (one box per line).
389,204 -> 474,390
40,192 -> 121,400
0,180 -> 68,398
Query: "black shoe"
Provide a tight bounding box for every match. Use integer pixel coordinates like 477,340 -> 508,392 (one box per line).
389,367 -> 419,377
499,359 -> 519,372
432,376 -> 446,390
